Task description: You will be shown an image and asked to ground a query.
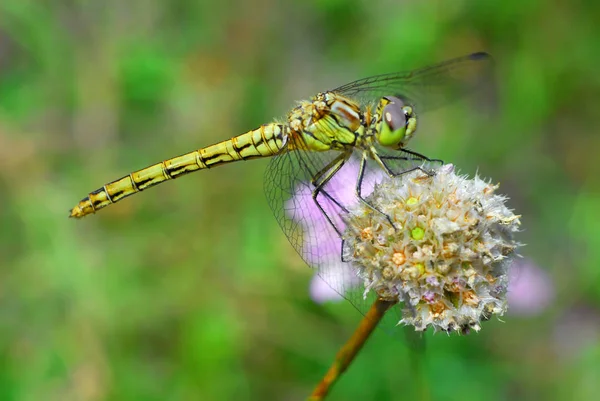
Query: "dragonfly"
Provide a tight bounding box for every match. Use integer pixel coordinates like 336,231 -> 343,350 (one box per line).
70,52 -> 493,321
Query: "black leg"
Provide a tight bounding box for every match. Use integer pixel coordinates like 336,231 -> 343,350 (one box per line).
354,153 -> 397,230
379,150 -> 443,178
379,160 -> 425,177
310,152 -> 351,236
379,155 -> 421,162
318,188 -> 349,214
401,148 -> 444,165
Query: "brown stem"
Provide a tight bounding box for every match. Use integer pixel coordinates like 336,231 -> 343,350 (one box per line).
307,298 -> 397,401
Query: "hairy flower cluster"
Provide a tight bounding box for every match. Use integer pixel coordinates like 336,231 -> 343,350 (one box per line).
342,164 -> 521,333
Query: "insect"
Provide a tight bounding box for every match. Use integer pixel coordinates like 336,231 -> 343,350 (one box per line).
70,52 -> 493,318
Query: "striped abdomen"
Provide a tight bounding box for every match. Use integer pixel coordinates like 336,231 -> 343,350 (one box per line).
69,123 -> 287,218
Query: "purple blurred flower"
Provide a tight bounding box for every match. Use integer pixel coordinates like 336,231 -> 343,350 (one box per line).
285,157 -> 383,303
507,259 -> 554,316
310,275 -> 344,304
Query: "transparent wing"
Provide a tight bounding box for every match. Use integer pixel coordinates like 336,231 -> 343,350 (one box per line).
264,135 -> 436,333
264,134 -> 361,298
331,52 -> 494,113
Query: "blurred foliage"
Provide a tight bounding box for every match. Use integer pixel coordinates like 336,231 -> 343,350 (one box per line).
1,0 -> 599,400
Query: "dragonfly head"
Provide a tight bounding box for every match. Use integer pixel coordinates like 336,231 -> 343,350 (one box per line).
375,96 -> 417,149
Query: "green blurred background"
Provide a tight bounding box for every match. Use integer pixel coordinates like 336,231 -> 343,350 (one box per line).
1,0 -> 599,400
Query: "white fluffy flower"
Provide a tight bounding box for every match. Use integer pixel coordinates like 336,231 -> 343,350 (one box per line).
342,164 -> 521,333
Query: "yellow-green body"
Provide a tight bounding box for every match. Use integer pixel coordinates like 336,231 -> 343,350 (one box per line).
69,93 -> 378,218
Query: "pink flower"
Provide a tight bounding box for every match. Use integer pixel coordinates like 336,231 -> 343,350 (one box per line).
507,259 -> 554,316
310,275 -> 344,304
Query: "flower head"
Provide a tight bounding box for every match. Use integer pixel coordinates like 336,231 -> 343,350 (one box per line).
342,164 -> 522,333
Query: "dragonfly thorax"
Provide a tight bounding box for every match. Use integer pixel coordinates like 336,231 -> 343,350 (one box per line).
287,93 -> 364,152
321,92 -> 362,132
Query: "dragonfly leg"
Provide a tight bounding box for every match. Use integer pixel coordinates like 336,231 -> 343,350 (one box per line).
310,152 -> 351,237
378,156 -> 429,177
318,189 -> 349,214
355,152 -> 397,230
311,153 -> 348,187
377,148 -> 443,177
341,239 -> 349,262
399,148 -> 443,175
401,148 -> 443,164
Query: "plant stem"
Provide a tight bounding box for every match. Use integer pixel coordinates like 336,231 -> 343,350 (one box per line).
307,298 -> 396,401
404,326 -> 430,401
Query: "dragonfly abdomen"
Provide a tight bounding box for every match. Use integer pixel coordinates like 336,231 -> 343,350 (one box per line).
69,123 -> 287,218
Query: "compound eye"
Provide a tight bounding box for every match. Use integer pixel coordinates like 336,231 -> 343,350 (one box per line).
377,96 -> 408,147
382,96 -> 407,130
